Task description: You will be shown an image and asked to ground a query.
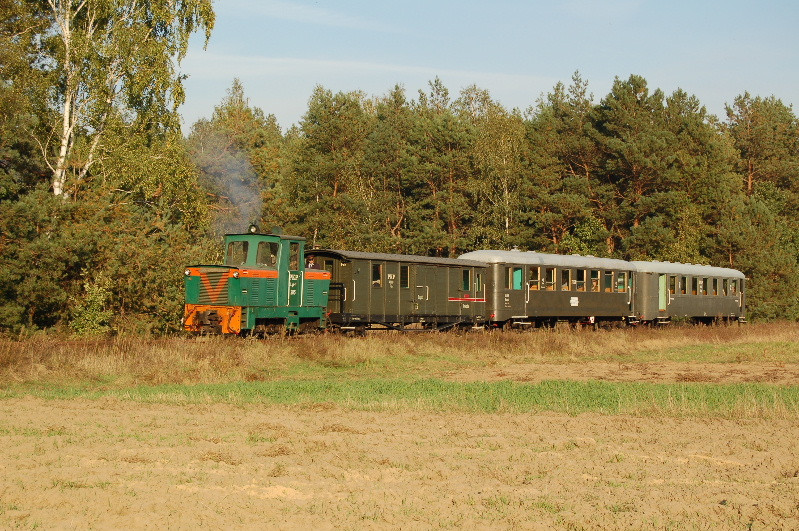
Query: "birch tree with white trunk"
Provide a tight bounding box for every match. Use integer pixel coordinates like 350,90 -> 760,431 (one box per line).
44,0 -> 214,196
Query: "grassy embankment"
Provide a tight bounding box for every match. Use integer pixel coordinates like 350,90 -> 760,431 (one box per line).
1,322 -> 798,417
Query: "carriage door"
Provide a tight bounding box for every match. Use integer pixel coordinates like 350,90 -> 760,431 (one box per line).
658,274 -> 668,312
324,258 -> 343,314
414,265 -> 433,316
504,265 -> 525,315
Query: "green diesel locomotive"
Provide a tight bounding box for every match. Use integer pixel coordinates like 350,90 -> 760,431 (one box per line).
183,229 -> 330,334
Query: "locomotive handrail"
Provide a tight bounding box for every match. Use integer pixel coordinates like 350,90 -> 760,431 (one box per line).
525,282 -> 530,304
352,280 -> 356,301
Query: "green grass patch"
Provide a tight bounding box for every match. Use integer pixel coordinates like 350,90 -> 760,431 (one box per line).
3,379 -> 798,418
635,340 -> 799,363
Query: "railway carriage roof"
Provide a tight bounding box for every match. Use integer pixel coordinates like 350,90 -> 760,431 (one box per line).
458,250 -> 634,271
630,261 -> 745,278
313,249 -> 487,267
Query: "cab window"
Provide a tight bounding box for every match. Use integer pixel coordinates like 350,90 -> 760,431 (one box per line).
289,243 -> 300,270
226,241 -> 249,265
256,241 -> 279,268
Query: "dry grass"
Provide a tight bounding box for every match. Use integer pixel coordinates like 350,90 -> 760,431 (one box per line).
0,322 -> 797,388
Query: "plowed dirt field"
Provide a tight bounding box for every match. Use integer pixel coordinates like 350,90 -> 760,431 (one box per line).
2,361 -> 798,529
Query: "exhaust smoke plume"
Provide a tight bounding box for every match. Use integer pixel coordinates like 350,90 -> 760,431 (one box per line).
193,130 -> 263,236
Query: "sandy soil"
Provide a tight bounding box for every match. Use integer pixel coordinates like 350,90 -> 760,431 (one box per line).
2,374 -> 798,530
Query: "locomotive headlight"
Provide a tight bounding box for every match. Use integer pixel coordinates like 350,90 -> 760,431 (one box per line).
233,271 -> 240,278
184,269 -> 191,276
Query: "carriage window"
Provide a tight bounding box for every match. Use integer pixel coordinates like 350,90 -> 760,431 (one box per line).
730,279 -> 737,295
256,242 -> 279,268
575,270 -> 586,291
540,267 -> 554,290
529,267 -> 540,290
562,269 -> 573,291
505,267 -> 523,290
462,269 -> 471,291
668,275 -> 676,295
712,278 -> 718,296
289,243 -> 300,270
722,279 -> 728,296
226,241 -> 249,265
681,276 -> 687,295
400,265 -> 410,288
618,272 -> 629,293
475,274 -> 483,292
701,278 -> 708,295
691,277 -> 698,295
372,263 -> 383,287
590,270 -> 600,292
603,271 -> 613,292
323,259 -> 334,272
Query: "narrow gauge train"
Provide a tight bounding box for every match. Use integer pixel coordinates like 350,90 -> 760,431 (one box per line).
183,229 -> 746,335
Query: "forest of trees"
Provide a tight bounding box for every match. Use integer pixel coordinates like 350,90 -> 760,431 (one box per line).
2,1 -> 799,335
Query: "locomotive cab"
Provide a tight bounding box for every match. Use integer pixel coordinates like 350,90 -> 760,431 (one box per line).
183,230 -> 331,334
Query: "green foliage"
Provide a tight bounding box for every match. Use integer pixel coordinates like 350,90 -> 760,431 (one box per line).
4,23 -> 799,330
28,0 -> 215,195
69,272 -> 113,336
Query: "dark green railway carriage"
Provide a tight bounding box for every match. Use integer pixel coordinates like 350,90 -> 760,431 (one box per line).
183,231 -> 331,334
630,261 -> 746,324
458,250 -> 636,327
311,250 -> 488,331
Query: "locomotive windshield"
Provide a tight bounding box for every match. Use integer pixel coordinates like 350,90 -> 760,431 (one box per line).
256,241 -> 279,268
226,241 -> 249,265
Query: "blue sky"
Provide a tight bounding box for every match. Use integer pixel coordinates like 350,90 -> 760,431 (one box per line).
179,0 -> 798,131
